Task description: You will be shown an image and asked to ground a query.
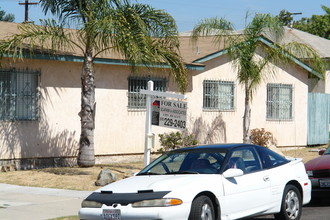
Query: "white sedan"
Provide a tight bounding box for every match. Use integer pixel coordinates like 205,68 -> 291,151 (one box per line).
79,144 -> 311,220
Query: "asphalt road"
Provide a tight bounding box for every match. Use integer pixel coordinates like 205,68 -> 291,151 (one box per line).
243,199 -> 330,220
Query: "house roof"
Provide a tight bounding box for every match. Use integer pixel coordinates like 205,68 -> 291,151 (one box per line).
180,27 -> 330,59
0,21 -> 329,73
179,27 -> 330,78
265,27 -> 330,59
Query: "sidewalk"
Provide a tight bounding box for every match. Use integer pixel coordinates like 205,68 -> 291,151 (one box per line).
0,183 -> 91,220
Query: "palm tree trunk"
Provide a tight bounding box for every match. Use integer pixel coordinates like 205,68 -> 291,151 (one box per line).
77,51 -> 96,167
243,80 -> 251,144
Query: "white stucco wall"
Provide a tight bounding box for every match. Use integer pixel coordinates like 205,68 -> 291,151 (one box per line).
325,70 -> 330,94
0,59 -> 81,160
185,54 -> 309,147
0,54 -> 311,160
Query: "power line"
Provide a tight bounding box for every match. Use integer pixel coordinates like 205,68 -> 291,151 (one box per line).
18,0 -> 38,22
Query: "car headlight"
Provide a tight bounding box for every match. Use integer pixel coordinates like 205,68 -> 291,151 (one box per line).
81,200 -> 103,208
132,198 -> 182,207
307,170 -> 314,177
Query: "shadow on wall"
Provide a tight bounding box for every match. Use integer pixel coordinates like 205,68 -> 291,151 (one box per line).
189,113 -> 227,144
0,120 -> 79,170
0,89 -> 79,170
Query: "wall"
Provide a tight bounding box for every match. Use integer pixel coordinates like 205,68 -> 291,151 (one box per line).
0,58 -> 81,162
0,53 -> 310,165
185,54 -> 309,147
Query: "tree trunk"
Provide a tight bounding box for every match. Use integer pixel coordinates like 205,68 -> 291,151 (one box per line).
77,51 -> 96,167
243,80 -> 251,144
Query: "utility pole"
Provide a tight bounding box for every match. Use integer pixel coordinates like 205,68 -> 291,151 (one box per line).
18,0 -> 38,22
288,12 -> 302,28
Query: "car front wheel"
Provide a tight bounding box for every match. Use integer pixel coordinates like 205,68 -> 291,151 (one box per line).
188,195 -> 215,220
275,184 -> 302,220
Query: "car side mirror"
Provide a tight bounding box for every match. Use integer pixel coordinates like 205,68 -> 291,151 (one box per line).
319,150 -> 326,155
223,168 -> 244,178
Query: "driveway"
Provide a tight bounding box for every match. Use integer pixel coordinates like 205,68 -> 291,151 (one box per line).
0,183 -> 91,220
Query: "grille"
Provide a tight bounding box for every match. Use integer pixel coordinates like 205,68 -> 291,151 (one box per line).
313,169 -> 330,178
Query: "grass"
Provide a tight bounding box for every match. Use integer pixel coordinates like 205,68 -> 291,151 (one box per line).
281,146 -> 324,163
0,162 -> 144,191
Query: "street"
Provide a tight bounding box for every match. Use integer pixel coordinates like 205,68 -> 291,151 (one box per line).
1,183 -> 329,220
244,199 -> 330,220
0,183 -> 90,220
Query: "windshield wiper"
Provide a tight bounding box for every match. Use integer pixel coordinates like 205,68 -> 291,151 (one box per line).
137,172 -> 161,176
166,171 -> 199,174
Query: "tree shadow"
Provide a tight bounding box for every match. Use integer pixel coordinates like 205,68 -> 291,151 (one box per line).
189,113 -> 227,144
0,85 -> 79,170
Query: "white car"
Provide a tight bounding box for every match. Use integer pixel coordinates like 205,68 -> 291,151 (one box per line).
79,144 -> 311,220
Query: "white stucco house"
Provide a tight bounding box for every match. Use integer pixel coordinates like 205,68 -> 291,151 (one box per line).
0,21 -> 329,168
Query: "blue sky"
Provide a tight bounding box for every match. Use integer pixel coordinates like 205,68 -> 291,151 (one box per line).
0,0 -> 329,32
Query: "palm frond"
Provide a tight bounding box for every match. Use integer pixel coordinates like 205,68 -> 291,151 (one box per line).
192,17 -> 234,47
93,1 -> 187,92
0,20 -> 79,59
244,13 -> 284,42
281,41 -> 326,77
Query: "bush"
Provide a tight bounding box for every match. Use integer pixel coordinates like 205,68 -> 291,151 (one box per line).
158,131 -> 198,153
251,128 -> 275,148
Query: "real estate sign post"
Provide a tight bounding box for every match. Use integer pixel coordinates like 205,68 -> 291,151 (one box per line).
140,81 -> 187,166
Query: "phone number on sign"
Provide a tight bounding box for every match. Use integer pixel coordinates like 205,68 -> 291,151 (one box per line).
162,118 -> 186,129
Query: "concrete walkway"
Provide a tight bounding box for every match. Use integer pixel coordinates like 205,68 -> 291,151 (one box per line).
0,183 -> 91,220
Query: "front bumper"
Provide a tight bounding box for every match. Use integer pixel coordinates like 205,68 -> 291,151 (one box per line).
309,178 -> 330,198
79,202 -> 191,220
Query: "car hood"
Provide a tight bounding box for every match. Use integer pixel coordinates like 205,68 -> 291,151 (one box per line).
305,154 -> 330,170
97,174 -> 221,195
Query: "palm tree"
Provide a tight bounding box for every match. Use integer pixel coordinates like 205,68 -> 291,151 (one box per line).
0,0 -> 187,167
0,6 -> 15,22
192,13 -> 325,143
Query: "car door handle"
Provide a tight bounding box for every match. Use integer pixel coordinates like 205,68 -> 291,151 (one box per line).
263,176 -> 270,182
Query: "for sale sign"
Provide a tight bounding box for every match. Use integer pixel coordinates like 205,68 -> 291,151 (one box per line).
152,99 -> 187,130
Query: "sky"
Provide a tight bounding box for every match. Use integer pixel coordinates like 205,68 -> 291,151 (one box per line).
0,0 -> 329,32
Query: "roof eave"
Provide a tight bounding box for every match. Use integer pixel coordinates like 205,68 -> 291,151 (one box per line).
2,53 -> 205,71
192,36 -> 323,79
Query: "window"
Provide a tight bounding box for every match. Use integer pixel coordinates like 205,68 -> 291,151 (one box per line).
266,84 -> 293,120
226,147 -> 262,174
257,147 -> 289,169
128,76 -> 167,109
203,80 -> 235,111
0,69 -> 40,120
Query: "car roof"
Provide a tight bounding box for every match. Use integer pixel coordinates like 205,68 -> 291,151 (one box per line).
176,143 -> 260,152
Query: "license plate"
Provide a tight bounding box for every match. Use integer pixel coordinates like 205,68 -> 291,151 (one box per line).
102,209 -> 121,220
319,179 -> 330,188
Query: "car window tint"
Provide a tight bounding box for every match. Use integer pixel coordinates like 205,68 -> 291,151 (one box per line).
226,147 -> 262,174
139,149 -> 226,175
258,147 -> 289,169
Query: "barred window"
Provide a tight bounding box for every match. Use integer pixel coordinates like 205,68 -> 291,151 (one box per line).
203,80 -> 235,111
128,76 -> 167,109
266,83 -> 293,120
0,68 -> 40,120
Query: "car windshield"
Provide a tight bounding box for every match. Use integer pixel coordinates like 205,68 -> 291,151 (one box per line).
138,148 -> 227,175
324,146 -> 330,155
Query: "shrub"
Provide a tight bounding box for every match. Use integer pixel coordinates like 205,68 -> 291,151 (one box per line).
158,131 -> 198,153
251,128 -> 275,148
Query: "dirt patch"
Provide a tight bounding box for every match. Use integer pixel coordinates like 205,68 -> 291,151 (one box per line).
282,146 -> 324,163
0,162 -> 144,191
